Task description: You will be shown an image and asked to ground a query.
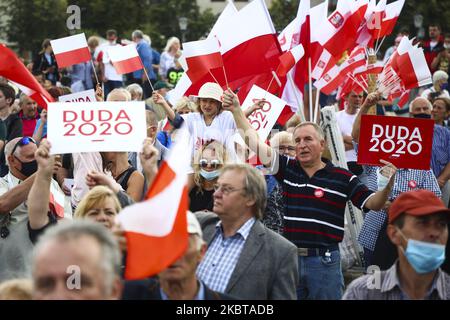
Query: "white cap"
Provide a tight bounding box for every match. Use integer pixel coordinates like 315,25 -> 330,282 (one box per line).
187,211 -> 202,237
196,82 -> 223,103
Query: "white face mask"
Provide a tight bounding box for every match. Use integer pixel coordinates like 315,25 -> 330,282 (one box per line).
444,43 -> 450,49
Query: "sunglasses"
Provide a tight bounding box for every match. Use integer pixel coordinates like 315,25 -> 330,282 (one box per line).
11,137 -> 36,155
199,159 -> 222,169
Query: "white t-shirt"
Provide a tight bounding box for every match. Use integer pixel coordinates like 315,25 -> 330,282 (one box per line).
335,109 -> 357,162
100,43 -> 124,82
181,111 -> 238,166
71,152 -> 104,207
421,87 -> 450,100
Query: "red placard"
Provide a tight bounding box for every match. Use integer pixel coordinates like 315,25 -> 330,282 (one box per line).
357,115 -> 434,170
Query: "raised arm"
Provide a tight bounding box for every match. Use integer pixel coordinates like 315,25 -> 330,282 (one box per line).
28,139 -> 53,229
351,92 -> 380,143
152,92 -> 176,121
364,160 -> 397,211
222,89 -> 274,167
139,138 -> 159,188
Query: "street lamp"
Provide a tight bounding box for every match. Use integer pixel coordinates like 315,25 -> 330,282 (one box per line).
178,17 -> 188,43
413,14 -> 425,39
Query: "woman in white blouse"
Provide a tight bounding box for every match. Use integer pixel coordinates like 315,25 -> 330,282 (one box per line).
158,37 -> 182,81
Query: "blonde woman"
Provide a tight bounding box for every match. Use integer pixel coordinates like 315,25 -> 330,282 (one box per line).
158,37 -> 182,81
74,186 -> 122,230
189,140 -> 228,212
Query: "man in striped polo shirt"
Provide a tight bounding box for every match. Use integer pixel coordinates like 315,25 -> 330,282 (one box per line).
222,89 -> 397,300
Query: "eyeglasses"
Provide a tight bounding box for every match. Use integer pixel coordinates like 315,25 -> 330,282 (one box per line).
199,159 -> 222,169
11,137 -> 36,156
213,184 -> 245,195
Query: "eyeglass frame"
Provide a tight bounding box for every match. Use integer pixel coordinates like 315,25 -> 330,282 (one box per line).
213,183 -> 246,196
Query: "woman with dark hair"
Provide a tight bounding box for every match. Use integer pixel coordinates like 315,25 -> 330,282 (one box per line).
32,39 -> 60,85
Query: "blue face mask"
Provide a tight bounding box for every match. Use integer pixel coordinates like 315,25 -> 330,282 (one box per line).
200,169 -> 220,181
398,229 -> 446,274
441,82 -> 449,91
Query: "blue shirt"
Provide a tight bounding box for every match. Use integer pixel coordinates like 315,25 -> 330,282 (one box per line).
33,119 -> 47,138
196,218 -> 255,293
355,139 -> 441,251
133,40 -> 155,80
70,62 -> 93,90
160,281 -> 206,300
431,124 -> 450,178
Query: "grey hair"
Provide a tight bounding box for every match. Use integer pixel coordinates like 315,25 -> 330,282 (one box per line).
409,97 -> 432,113
126,83 -> 143,100
107,88 -> 131,102
4,137 -> 23,167
32,220 -> 122,296
293,121 -> 325,140
221,164 -> 267,220
132,29 -> 144,40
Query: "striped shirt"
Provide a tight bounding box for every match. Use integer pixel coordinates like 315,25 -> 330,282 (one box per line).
431,125 -> 450,178
343,261 -> 450,300
196,218 -> 255,293
273,154 -> 374,248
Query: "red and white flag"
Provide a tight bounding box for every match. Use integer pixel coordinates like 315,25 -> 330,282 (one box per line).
279,0 -> 310,112
319,0 -> 366,58
117,129 -> 191,280
277,44 -> 305,77
314,47 -> 366,95
50,33 -> 91,68
49,183 -> 65,218
0,45 -> 54,109
369,0 -> 404,39
108,44 -> 143,75
183,37 -> 223,84
174,0 -> 281,100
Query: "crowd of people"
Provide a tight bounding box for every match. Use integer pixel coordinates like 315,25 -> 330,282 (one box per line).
0,23 -> 450,301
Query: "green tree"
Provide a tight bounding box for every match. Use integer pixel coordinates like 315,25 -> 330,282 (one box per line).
6,0 -> 68,55
269,0 -> 299,33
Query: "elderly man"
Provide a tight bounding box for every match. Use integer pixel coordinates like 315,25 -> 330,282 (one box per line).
352,93 -> 441,270
32,220 -> 123,299
343,190 -> 450,300
222,90 -> 395,300
122,212 -> 234,300
0,137 -> 69,282
131,30 -> 155,99
195,164 -> 298,300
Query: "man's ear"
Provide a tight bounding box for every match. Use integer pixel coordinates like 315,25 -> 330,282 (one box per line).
5,98 -> 13,106
7,154 -> 16,167
387,224 -> 402,247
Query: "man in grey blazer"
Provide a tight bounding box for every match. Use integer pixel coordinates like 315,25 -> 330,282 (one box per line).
195,163 -> 298,300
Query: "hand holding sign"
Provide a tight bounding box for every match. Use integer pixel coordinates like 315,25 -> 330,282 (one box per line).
379,159 -> 397,189
86,170 -> 122,194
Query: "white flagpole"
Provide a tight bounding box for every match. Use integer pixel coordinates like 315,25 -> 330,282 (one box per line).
308,57 -> 313,122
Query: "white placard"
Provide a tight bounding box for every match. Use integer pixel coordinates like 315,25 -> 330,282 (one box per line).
241,85 -> 286,141
59,89 -> 96,103
47,101 -> 147,154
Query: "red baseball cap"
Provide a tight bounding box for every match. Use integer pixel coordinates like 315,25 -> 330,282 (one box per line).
388,190 -> 450,224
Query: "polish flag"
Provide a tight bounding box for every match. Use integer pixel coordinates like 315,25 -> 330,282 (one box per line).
279,0 -> 310,112
277,44 -> 305,77
390,37 -> 432,89
49,183 -> 65,218
50,33 -> 91,68
370,0 -> 404,39
108,44 -> 143,75
183,38 -> 223,84
117,129 -> 191,280
184,0 -> 281,97
353,61 -> 384,77
319,0 -> 366,58
0,45 -> 54,109
314,48 -> 366,95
